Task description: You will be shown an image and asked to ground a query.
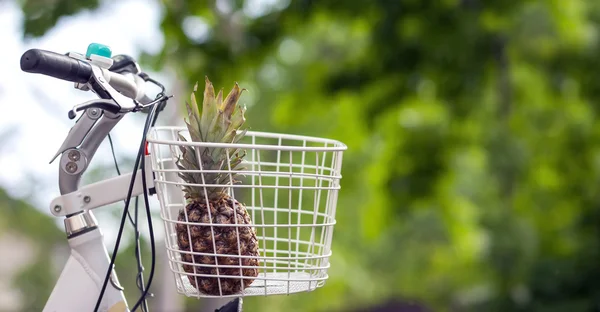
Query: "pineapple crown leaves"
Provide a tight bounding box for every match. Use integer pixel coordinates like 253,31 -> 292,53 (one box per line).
185,77 -> 248,148
175,76 -> 249,201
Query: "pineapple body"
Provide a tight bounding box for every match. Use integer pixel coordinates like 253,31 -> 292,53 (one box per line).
174,77 -> 260,295
176,196 -> 259,295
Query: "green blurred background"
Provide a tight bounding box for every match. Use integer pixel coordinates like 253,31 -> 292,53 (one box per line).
2,0 -> 600,311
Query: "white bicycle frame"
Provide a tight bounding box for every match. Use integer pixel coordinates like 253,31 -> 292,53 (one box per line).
43,151 -> 155,311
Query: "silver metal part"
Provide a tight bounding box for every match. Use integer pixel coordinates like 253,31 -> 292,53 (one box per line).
87,108 -> 100,118
74,82 -> 90,91
68,150 -> 81,161
64,211 -> 98,237
104,70 -> 139,100
50,109 -> 102,164
60,149 -> 87,175
79,111 -> 123,160
69,99 -> 119,117
58,113 -> 123,194
54,205 -> 62,213
65,162 -> 78,173
90,66 -> 137,112
60,148 -> 87,176
110,270 -> 125,291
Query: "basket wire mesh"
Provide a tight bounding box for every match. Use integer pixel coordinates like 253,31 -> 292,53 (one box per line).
147,127 -> 346,298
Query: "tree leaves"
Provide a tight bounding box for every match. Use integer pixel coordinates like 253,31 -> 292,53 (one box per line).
19,0 -> 100,38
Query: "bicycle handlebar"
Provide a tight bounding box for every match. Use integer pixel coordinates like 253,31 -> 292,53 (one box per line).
20,47 -> 166,117
20,49 -> 92,83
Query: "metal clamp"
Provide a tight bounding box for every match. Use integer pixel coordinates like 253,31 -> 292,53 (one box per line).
64,210 -> 97,238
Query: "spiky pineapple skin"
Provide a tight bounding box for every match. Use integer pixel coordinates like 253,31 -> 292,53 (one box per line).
176,196 -> 260,295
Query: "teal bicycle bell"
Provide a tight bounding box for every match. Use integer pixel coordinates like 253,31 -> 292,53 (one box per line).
86,43 -> 112,59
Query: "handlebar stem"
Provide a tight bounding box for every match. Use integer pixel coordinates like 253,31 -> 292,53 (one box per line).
57,109 -> 123,195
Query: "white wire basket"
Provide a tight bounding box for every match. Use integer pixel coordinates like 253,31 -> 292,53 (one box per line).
147,126 -> 346,298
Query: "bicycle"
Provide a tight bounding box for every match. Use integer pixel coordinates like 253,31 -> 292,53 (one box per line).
19,43 -> 346,312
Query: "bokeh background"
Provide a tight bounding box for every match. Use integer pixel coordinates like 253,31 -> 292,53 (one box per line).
1,0 -> 600,311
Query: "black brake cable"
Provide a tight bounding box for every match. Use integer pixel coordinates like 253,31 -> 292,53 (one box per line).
134,196 -> 150,312
131,108 -> 158,311
107,132 -> 149,312
108,133 -> 136,226
93,115 -> 148,312
94,76 -> 168,312
131,78 -> 167,311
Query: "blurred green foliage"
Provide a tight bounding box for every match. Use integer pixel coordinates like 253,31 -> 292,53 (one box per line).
13,0 -> 600,311
0,189 -> 63,311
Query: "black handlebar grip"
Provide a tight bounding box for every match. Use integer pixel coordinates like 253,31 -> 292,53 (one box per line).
20,49 -> 92,83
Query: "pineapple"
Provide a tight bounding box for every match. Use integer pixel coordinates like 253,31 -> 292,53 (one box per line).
174,77 -> 260,295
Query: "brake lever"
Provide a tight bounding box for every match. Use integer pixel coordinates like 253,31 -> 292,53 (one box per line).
68,99 -> 120,119
65,63 -> 141,120
88,66 -> 138,112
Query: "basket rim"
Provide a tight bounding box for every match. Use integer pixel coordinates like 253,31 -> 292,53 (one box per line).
147,126 -> 348,152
